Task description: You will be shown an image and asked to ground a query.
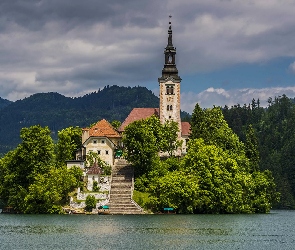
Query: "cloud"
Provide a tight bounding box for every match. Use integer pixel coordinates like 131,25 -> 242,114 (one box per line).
1,0 -> 295,103
181,86 -> 295,113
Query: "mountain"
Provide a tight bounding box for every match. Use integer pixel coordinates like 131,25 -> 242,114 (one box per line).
0,85 -> 189,155
0,97 -> 12,110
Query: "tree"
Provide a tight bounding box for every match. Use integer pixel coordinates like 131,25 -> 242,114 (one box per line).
111,120 -> 121,130
182,138 -> 253,213
122,116 -> 161,176
0,125 -> 82,213
161,120 -> 182,157
56,126 -> 82,165
122,116 -> 181,176
245,125 -> 260,172
148,170 -> 199,213
190,105 -> 245,155
0,125 -> 55,211
85,195 -> 97,211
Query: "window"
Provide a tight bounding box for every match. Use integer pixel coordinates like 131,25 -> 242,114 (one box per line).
101,140 -> 105,144
166,85 -> 174,95
167,105 -> 170,111
105,150 -> 109,155
93,140 -> 97,144
170,105 -> 173,110
169,116 -> 171,119
97,150 -> 101,155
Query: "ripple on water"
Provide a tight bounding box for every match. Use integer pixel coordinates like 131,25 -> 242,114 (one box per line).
0,211 -> 295,250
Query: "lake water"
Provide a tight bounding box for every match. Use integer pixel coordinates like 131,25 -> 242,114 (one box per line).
0,210 -> 294,250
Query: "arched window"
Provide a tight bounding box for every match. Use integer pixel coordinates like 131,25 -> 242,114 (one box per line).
167,105 -> 170,111
170,86 -> 174,95
170,105 -> 173,110
166,85 -> 174,95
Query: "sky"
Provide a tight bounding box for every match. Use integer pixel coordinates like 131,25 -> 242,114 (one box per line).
1,0 -> 295,113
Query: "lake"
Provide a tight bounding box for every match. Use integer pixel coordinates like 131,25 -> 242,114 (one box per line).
0,210 -> 294,250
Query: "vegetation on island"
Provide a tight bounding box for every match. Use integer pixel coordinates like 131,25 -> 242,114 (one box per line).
127,106 -> 279,214
2,87 -> 295,213
0,126 -> 83,214
222,95 -> 295,209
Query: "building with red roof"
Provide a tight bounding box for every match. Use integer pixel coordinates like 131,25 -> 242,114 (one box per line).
76,119 -> 122,167
71,20 -> 191,169
119,19 -> 190,154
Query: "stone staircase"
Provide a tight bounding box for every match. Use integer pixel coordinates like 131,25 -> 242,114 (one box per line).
107,159 -> 144,214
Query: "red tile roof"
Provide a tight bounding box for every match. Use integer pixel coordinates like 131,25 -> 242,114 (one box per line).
85,119 -> 121,138
87,162 -> 102,175
181,122 -> 191,136
118,108 -> 159,132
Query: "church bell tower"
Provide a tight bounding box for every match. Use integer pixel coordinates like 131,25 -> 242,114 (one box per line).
158,17 -> 182,132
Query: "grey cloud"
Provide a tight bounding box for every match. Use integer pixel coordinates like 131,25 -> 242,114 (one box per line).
1,0 -> 295,102
181,86 -> 295,112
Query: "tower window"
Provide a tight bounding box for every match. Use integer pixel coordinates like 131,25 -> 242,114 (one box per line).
105,150 -> 109,155
170,105 -> 173,110
97,150 -> 101,155
167,105 -> 169,111
166,85 -> 174,95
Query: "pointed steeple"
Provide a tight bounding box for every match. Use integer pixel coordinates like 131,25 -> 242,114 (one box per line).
158,16 -> 181,82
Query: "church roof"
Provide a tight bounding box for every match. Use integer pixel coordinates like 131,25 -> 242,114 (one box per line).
87,162 -> 102,175
181,122 -> 191,136
85,119 -> 121,138
118,108 -> 159,132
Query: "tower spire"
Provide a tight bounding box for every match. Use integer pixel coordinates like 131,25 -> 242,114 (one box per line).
158,16 -> 181,81
168,15 -> 173,47
158,17 -> 182,139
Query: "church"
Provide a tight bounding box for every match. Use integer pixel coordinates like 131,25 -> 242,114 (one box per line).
69,20 -> 190,169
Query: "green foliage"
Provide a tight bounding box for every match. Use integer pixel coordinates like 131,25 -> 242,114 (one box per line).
0,125 -> 83,213
123,116 -> 160,175
132,104 -> 279,214
92,181 -> 100,192
132,190 -> 152,210
222,95 -> 295,208
85,195 -> 97,211
190,105 -> 245,155
245,125 -> 260,172
123,116 -> 181,177
161,120 -> 183,157
148,170 -> 199,214
85,151 -> 111,175
56,127 -> 82,164
111,120 -> 121,129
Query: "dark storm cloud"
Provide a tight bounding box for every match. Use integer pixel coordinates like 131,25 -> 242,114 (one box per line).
1,0 -> 295,110
0,0 -> 162,31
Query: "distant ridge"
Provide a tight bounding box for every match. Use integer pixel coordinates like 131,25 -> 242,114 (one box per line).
0,97 -> 12,110
0,85 -> 189,155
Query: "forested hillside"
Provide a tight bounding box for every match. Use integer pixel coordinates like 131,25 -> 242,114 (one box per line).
0,97 -> 11,110
0,85 -> 162,155
222,95 -> 295,209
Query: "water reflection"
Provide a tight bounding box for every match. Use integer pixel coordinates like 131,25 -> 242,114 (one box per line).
0,211 -> 295,250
